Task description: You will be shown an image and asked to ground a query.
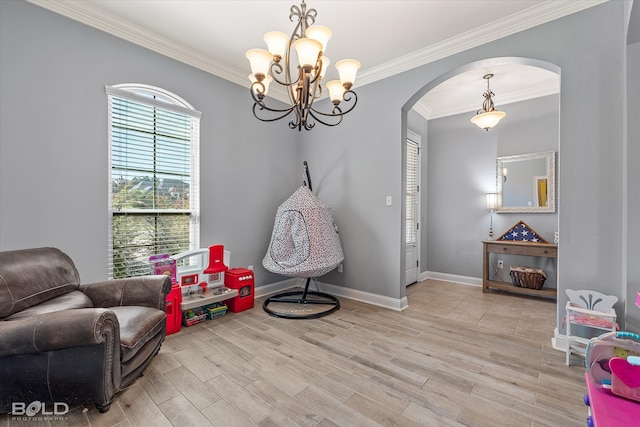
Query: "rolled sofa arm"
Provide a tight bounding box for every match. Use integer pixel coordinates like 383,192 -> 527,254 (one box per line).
80,275 -> 171,311
0,308 -> 119,357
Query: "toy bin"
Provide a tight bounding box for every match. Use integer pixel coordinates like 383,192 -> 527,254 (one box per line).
182,307 -> 206,327
165,284 -> 182,335
224,268 -> 255,313
204,302 -> 227,319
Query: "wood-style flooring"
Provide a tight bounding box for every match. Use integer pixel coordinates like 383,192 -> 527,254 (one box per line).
1,280 -> 590,427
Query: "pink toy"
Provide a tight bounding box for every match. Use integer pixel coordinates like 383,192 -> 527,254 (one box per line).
570,314 -> 617,330
585,373 -> 640,427
609,357 -> 640,402
149,254 -> 177,284
586,331 -> 640,389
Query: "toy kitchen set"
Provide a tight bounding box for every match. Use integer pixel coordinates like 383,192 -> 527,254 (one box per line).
150,245 -> 255,334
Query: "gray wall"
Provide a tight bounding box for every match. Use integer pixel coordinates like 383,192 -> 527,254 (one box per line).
0,0 -> 299,286
1,1 -> 637,334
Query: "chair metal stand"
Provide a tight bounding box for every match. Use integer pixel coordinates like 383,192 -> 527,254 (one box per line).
262,277 -> 340,319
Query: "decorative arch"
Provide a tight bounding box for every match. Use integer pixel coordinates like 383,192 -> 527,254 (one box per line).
398,56 -> 560,293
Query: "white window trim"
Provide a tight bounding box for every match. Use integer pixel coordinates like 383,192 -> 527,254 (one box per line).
106,84 -> 201,278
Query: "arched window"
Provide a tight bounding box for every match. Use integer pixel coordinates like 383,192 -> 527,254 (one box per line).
106,84 -> 201,278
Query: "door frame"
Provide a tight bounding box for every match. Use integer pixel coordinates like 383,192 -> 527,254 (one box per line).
405,129 -> 422,286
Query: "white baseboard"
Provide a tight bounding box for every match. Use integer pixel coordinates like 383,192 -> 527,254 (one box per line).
552,327 -> 569,351
424,271 -> 482,287
254,278 -> 299,299
255,279 -> 409,312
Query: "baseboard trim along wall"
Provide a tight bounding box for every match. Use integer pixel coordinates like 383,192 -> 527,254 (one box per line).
255,271 -> 489,312
255,278 -> 409,311
424,271 -> 482,287
552,327 -> 568,352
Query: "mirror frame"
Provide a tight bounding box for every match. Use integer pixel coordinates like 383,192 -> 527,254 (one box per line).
496,151 -> 556,213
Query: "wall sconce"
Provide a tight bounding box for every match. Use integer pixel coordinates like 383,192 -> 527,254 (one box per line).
486,193 -> 498,239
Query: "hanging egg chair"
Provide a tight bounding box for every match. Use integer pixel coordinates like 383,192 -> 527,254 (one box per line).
262,162 -> 343,319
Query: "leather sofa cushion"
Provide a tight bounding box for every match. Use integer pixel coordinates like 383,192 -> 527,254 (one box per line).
4,291 -> 94,321
109,306 -> 165,363
0,247 -> 80,319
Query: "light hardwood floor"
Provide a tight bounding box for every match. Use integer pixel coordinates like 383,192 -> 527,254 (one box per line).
2,280 -> 590,427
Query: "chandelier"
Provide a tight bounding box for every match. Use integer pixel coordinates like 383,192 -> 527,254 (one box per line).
246,1 -> 360,131
470,74 -> 506,131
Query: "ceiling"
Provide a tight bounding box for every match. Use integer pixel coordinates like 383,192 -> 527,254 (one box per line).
30,0 -> 607,118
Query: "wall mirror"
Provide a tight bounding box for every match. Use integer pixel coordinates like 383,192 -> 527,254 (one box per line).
496,151 -> 556,213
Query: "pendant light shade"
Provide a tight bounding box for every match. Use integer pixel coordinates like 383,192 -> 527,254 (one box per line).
335,59 -> 361,89
471,110 -> 507,130
263,31 -> 288,60
246,49 -> 273,78
305,25 -> 332,52
292,38 -> 322,69
326,80 -> 345,103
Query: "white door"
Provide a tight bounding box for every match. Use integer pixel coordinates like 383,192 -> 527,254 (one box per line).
405,132 -> 421,286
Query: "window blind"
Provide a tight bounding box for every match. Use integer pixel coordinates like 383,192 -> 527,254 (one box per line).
406,140 -> 419,245
107,85 -> 200,279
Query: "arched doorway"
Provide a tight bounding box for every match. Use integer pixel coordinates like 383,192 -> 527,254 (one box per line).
400,57 -> 560,297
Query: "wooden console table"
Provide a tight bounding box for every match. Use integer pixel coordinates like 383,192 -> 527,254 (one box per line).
482,240 -> 557,299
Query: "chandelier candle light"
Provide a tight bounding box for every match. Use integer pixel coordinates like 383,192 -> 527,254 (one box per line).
471,74 -> 506,131
246,0 -> 360,131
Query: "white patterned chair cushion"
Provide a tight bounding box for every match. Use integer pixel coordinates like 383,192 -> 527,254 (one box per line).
263,186 -> 344,278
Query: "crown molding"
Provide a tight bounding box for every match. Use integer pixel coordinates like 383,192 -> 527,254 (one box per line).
356,0 -> 608,87
27,0 -> 248,88
28,0 -> 607,106
411,102 -> 432,121
416,78 -> 560,120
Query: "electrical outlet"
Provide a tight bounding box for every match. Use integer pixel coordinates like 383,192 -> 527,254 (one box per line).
248,265 -> 254,271
497,260 -> 504,269
338,263 -> 343,273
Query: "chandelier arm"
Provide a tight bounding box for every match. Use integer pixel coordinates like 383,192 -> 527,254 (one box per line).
249,85 -> 297,121
294,113 -> 316,131
308,56 -> 323,89
249,84 -> 296,114
307,109 -> 343,127
309,90 -> 358,118
288,106 -> 305,130
269,62 -> 297,88
252,102 -> 295,123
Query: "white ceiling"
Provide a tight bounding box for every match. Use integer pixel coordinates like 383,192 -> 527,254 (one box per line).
30,0 -> 606,118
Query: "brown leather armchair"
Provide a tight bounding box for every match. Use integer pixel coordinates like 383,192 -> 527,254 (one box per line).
0,247 -> 171,413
